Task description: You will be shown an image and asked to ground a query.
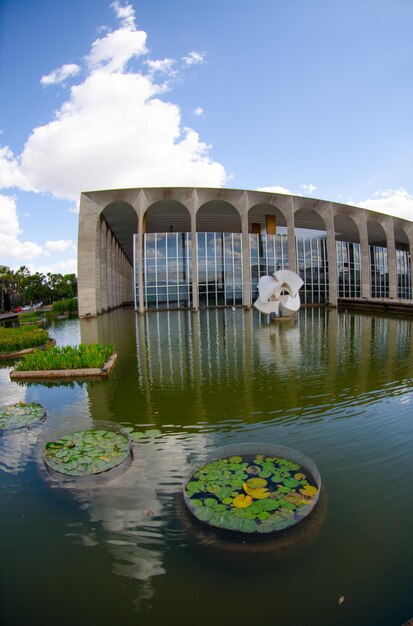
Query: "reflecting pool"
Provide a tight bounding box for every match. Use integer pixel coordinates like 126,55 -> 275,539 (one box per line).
1,308 -> 413,626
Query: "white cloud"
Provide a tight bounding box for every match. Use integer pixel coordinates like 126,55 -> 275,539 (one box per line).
0,3 -> 226,201
23,212 -> 30,217
111,0 -> 136,29
85,23 -> 147,72
31,258 -> 77,275
0,194 -> 44,259
301,183 -> 317,194
145,58 -> 175,75
257,185 -> 292,195
182,51 -> 205,66
45,239 -> 73,253
193,107 -> 204,117
41,63 -> 80,86
0,146 -> 29,189
355,188 -> 413,221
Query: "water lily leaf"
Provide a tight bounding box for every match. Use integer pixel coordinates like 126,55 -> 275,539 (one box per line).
285,492 -> 303,504
294,472 -> 306,480
259,470 -> 272,479
245,477 -> 267,489
246,465 -> 261,475
283,477 -> 300,488
232,494 -> 253,508
130,431 -> 145,441
243,483 -> 270,499
229,456 -> 243,463
300,485 -> 318,497
270,472 -> 285,483
195,507 -> 213,522
257,511 -> 270,520
204,497 -> 218,508
240,518 -> 257,533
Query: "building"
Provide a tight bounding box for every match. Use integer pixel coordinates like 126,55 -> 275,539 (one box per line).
77,187 -> 413,317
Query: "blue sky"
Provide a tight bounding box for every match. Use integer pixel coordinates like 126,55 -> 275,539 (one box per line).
1,0 -> 412,274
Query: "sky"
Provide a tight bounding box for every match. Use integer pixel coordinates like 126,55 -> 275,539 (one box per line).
0,0 -> 412,275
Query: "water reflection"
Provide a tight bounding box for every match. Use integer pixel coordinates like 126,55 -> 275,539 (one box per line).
2,308 -> 413,626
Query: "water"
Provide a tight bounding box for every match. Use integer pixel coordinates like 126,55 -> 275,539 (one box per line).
1,308 -> 413,626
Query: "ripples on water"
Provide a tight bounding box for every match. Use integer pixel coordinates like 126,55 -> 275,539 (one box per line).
1,308 -> 413,626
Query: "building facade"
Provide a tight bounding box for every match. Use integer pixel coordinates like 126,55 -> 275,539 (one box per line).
77,187 -> 413,317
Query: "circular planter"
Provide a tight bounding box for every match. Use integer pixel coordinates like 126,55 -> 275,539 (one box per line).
0,402 -> 46,434
183,444 -> 321,536
42,422 -> 132,484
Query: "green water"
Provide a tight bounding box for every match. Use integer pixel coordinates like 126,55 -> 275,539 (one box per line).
1,307 -> 413,626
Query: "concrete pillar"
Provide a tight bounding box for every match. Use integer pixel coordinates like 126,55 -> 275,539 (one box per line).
106,230 -> 113,309
409,243 -> 413,298
100,220 -> 108,311
287,198 -> 297,273
191,210 -> 199,309
357,215 -> 371,299
324,205 -> 338,306
241,211 -> 251,307
78,194 -> 101,318
384,220 -> 397,299
137,214 -> 145,313
116,244 -> 121,306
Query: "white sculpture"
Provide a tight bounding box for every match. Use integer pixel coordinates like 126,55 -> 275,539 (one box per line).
253,269 -> 304,317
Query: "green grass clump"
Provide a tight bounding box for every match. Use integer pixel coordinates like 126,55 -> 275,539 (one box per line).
15,343 -> 115,371
0,326 -> 50,353
19,312 -> 42,324
51,298 -> 78,315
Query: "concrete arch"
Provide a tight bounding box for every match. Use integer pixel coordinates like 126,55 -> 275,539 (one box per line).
196,200 -> 241,232
144,199 -> 191,233
248,202 -> 287,234
333,212 -> 360,242
294,206 -> 327,233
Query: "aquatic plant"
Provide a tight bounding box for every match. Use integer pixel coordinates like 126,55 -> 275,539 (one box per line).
50,298 -> 78,315
0,402 -> 46,432
19,312 -> 42,324
184,453 -> 319,534
43,428 -> 130,477
15,343 -> 115,371
0,326 -> 50,353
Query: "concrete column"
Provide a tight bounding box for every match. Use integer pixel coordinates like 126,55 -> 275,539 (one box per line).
384,220 -> 397,299
191,210 -> 199,309
137,214 -> 145,313
286,201 -> 297,273
106,230 -> 113,309
357,215 -> 371,299
100,220 -> 108,311
116,244 -> 121,305
409,243 -> 413,298
324,205 -> 338,306
241,211 -> 251,307
77,194 -> 101,318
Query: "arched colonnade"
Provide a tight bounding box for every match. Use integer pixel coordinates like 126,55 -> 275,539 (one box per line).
77,188 -> 413,317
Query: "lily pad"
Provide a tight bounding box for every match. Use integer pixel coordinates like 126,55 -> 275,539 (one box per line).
0,402 -> 46,433
43,428 -> 130,477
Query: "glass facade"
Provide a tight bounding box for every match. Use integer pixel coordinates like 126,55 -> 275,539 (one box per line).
249,234 -> 288,301
132,231 -> 412,311
336,241 -> 361,298
136,233 -> 192,309
370,245 -> 389,298
197,232 -> 243,307
296,237 -> 328,304
396,249 -> 412,299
